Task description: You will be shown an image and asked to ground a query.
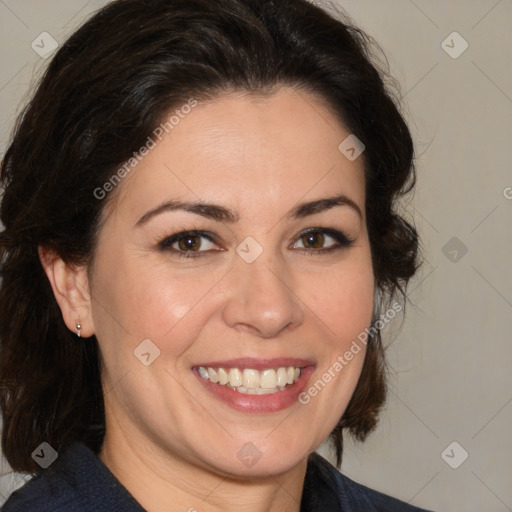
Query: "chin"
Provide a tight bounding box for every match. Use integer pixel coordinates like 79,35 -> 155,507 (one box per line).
199,434 -> 316,479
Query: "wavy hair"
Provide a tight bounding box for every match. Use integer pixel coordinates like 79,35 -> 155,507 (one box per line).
0,0 -> 420,472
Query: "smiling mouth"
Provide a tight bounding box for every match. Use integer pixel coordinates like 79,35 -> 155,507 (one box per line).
195,366 -> 302,395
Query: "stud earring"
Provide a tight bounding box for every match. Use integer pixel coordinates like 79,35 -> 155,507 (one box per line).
76,322 -> 82,338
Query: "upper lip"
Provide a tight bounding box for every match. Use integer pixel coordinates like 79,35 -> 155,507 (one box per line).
192,357 -> 315,370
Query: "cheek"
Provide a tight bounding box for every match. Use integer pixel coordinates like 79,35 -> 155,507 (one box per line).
304,259 -> 375,344
91,234 -> 374,362
90,249 -> 227,353
290,256 -> 374,446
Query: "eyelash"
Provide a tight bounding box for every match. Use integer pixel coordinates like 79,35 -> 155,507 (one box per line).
158,228 -> 355,260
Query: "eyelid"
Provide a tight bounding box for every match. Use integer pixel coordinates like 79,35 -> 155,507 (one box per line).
291,227 -> 355,249
158,230 -> 221,254
158,227 -> 355,258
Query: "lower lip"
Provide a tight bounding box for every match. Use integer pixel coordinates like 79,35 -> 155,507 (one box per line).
193,367 -> 315,413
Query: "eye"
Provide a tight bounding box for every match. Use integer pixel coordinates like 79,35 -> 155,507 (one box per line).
159,230 -> 219,258
292,228 -> 354,254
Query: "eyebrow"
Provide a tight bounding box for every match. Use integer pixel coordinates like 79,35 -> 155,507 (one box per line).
135,194 -> 363,227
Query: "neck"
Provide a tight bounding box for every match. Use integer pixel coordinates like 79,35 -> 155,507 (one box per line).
99,426 -> 308,512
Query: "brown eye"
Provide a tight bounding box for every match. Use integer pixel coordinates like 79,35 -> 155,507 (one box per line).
159,231 -> 218,257
292,228 -> 355,253
178,235 -> 202,251
301,231 -> 325,249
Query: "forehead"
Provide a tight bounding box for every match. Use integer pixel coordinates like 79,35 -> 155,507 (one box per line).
109,87 -> 366,223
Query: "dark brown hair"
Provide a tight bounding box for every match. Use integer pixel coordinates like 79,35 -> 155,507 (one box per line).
0,0 -> 420,473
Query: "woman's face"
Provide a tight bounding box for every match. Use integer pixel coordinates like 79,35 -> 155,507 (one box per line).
88,87 -> 374,477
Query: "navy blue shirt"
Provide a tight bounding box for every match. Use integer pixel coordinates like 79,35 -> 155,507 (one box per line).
2,442 -> 434,511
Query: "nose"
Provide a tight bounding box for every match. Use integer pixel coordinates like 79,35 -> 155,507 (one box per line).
221,250 -> 304,338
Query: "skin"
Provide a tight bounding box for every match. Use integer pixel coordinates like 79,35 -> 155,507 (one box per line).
40,86 -> 375,512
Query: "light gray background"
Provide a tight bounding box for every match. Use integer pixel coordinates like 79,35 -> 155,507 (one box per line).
1,1 -> 511,511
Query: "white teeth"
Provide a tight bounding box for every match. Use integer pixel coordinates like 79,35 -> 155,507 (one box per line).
237,386 -> 279,395
260,369 -> 277,389
228,368 -> 243,387
277,367 -> 288,387
217,367 -> 229,385
208,368 -> 219,383
197,365 -> 303,394
243,369 -> 260,389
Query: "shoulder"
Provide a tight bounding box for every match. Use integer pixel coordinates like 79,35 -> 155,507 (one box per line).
2,483 -> 76,512
304,452 -> 435,512
340,475 -> 434,512
1,465 -> 80,512
1,442 -> 143,512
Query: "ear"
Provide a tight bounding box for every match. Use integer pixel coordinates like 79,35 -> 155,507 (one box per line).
38,246 -> 95,338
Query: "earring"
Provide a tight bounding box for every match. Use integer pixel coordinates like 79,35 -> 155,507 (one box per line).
76,322 -> 82,338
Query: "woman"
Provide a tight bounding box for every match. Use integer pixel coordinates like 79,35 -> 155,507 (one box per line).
0,0 -> 430,510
